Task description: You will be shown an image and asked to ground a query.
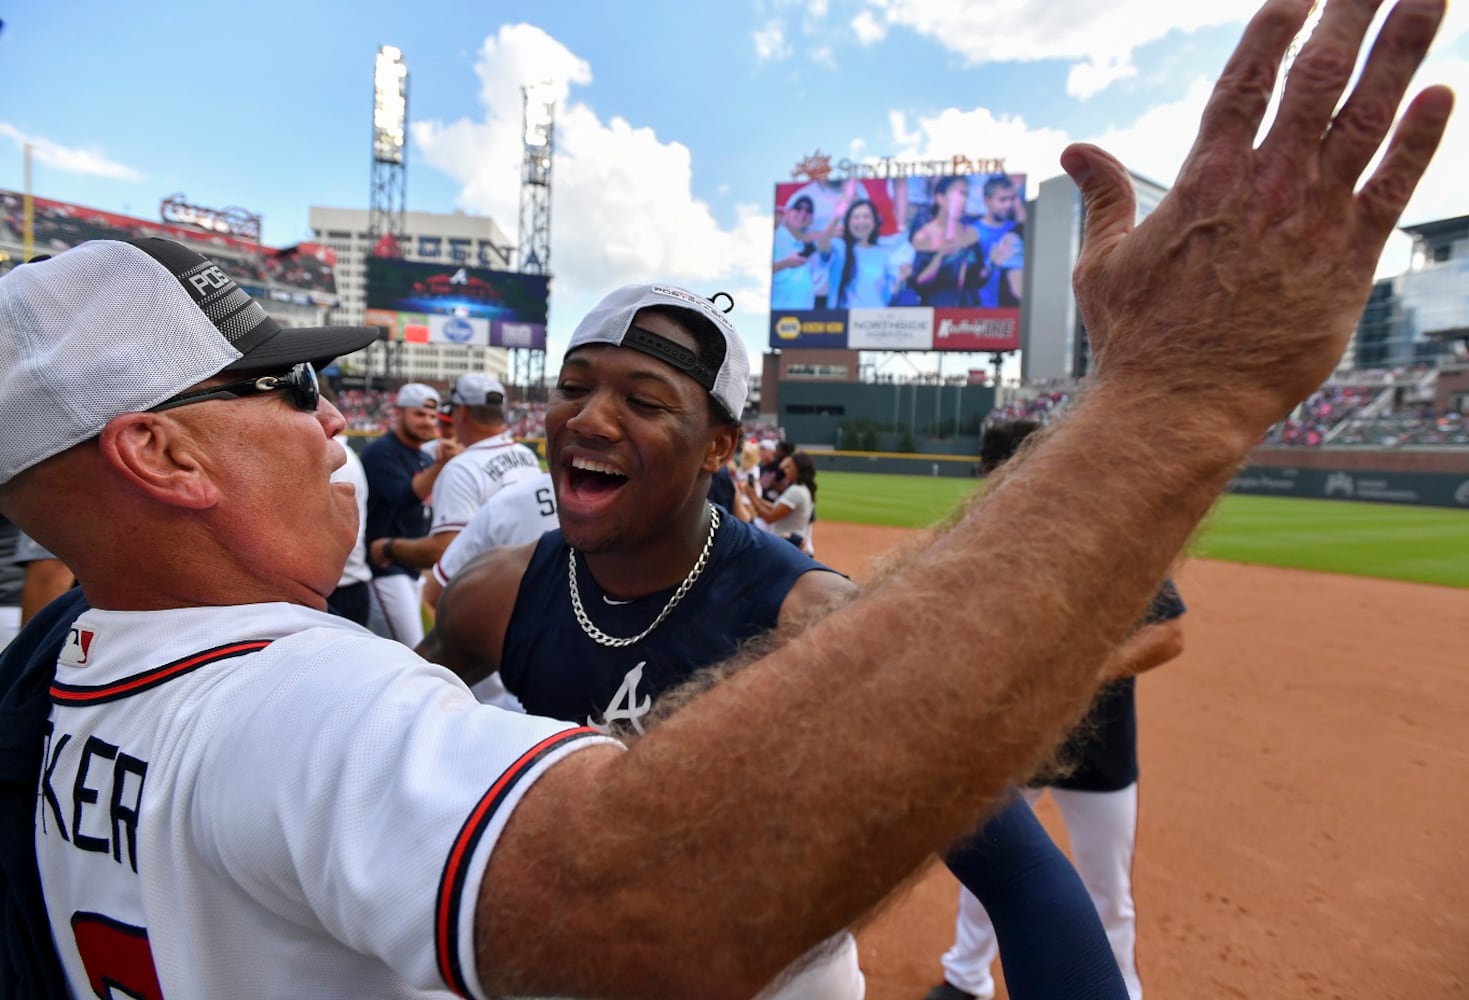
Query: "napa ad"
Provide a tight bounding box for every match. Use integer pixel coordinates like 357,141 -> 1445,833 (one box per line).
769,309 -> 850,349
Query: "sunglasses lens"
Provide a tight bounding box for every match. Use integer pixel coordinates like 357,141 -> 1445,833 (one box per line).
295,364 -> 320,412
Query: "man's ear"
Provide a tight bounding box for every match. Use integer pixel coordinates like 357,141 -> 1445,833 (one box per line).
97,413 -> 220,510
701,422 -> 741,474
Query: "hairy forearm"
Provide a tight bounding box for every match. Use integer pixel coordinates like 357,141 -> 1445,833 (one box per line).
479,382 -> 1251,998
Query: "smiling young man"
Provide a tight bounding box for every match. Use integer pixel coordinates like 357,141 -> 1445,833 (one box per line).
422,283 -> 867,996
423,284 -> 856,729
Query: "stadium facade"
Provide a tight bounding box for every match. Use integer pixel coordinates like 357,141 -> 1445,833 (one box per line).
1,190 -> 338,334
1020,171 -> 1168,383
309,206 -> 516,384
1352,215 -> 1469,369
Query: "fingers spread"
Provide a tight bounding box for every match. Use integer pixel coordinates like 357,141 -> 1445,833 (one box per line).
1321,0 -> 1447,187
1196,0 -> 1316,149
1355,84 -> 1454,241
1263,0 -> 1384,162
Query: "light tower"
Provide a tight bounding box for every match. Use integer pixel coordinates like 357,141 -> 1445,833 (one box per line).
369,44 -> 409,386
514,82 -> 555,400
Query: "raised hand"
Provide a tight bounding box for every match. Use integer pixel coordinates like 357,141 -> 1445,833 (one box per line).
1064,0 -> 1452,433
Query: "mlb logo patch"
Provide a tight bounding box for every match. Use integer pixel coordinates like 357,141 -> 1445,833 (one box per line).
62,626 -> 96,666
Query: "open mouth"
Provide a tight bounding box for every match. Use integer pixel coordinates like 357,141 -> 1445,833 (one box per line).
565,456 -> 628,498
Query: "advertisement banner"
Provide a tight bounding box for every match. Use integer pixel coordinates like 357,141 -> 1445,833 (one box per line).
770,171 -> 1025,351
1227,465 -> 1469,509
428,314 -> 490,347
933,308 -> 1021,351
848,307 -> 933,350
492,320 -> 547,350
769,309 -> 849,349
366,258 -> 549,345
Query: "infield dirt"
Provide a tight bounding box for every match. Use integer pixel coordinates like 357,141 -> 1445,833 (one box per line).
813,521 -> 1469,1000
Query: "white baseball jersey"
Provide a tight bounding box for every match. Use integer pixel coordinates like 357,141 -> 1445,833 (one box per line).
428,433 -> 542,536
431,471 -> 558,589
332,435 -> 372,587
38,602 -> 612,998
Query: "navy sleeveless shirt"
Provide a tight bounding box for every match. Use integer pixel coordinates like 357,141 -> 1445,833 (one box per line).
501,516 -> 830,733
1034,577 -> 1187,791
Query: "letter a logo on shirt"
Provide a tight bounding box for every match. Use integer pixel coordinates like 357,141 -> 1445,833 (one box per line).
590,661 -> 653,735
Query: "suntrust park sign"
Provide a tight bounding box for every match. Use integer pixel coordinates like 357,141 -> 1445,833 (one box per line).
793,150 -> 1007,183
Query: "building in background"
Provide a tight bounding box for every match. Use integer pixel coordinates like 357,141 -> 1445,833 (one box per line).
1352,215 -> 1469,370
1020,170 -> 1169,383
309,205 -> 515,384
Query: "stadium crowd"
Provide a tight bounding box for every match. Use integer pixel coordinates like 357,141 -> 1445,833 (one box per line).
0,191 -> 339,297
986,372 -> 1466,449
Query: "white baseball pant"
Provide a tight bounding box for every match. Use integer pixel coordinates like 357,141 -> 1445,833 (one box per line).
366,573 -> 425,647
759,930 -> 864,1000
940,783 -> 1141,1000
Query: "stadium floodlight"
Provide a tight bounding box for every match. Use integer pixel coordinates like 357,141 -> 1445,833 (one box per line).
522,81 -> 555,149
374,45 -> 408,165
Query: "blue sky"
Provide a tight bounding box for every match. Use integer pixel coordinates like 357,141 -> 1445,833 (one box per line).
3,1 -> 1466,369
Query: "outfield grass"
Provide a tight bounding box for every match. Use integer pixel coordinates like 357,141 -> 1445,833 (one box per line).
816,471 -> 980,528
1190,495 -> 1469,588
817,472 -> 1469,588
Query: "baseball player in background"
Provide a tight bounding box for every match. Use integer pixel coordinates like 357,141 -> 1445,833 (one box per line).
369,372 -> 540,577
359,382 -> 459,644
926,420 -> 1187,1000
0,6 -> 1452,995
421,469 -> 558,611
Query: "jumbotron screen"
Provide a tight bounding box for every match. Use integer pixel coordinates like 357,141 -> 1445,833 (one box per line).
365,257 -> 549,350
769,172 -> 1025,353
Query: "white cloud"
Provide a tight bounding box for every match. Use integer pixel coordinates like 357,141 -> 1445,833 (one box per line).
0,124 -> 143,182
888,110 -> 919,147
861,0 -> 1264,96
889,39 -> 1468,283
811,44 -> 838,70
753,19 -> 792,63
413,24 -> 772,366
1372,51 -> 1469,277
850,10 -> 886,45
1066,53 -> 1139,101
884,106 -> 1072,182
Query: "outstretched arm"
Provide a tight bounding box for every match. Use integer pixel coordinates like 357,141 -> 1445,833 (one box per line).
475,4 -> 1453,997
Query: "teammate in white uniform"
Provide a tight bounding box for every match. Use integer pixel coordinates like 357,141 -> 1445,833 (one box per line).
425,471 -> 561,713
424,469 -> 558,609
369,373 -> 540,580
0,17 -> 1449,994
328,432 -> 373,625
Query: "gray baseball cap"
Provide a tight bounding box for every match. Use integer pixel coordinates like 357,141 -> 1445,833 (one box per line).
565,283 -> 749,421
0,238 -> 379,484
449,372 -> 506,406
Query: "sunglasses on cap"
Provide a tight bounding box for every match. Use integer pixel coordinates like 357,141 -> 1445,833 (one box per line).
148,362 -> 320,413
